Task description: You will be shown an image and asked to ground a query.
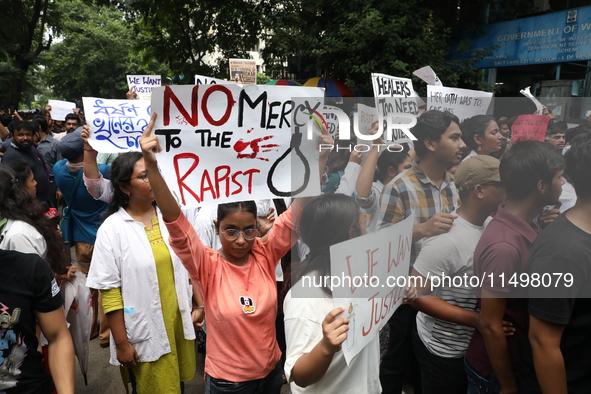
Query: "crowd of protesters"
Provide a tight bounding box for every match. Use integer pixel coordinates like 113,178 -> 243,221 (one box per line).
0,96 -> 591,394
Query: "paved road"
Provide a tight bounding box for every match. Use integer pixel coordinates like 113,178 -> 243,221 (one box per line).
74,339 -> 291,393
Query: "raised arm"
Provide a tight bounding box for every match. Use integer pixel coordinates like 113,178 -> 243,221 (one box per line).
81,125 -> 100,180
355,121 -> 381,199
139,113 -> 181,223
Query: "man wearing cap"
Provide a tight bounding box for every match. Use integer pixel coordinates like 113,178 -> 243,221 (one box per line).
53,129 -> 111,347
409,155 -> 506,394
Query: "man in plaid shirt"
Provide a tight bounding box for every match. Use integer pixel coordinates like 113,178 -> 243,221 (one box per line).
378,110 -> 466,394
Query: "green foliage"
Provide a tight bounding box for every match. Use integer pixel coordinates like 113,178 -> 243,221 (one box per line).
113,0 -> 263,80
256,73 -> 271,84
262,0 -> 493,94
0,0 -> 61,106
40,0 -> 168,101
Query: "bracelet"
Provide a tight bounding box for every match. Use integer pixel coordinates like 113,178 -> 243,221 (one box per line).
193,306 -> 204,310
83,148 -> 96,152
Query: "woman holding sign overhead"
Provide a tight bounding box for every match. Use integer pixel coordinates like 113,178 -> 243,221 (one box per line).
139,112 -> 330,394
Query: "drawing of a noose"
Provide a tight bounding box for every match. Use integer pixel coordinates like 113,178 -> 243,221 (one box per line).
267,103 -> 327,197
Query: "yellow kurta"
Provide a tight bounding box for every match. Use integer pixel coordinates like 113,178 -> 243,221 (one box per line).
102,217 -> 196,393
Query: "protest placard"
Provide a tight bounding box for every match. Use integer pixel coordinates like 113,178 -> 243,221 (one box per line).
321,105 -> 341,136
194,75 -> 237,85
127,75 -> 161,102
150,84 -> 325,206
330,213 -> 414,365
427,86 -> 493,122
48,99 -> 76,121
511,114 -> 550,143
413,66 -> 443,86
519,86 -> 544,115
229,59 -> 257,85
83,98 -> 151,152
371,73 -> 419,144
354,103 -> 378,136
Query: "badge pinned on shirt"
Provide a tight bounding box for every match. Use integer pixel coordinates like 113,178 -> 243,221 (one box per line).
239,296 -> 256,314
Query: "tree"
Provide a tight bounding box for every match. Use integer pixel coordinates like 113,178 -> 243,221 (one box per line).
41,0 -> 167,102
261,0 -> 495,94
0,0 -> 60,106
105,0 -> 264,80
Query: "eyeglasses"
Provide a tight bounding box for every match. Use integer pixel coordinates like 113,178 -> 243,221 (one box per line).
130,174 -> 149,183
221,228 -> 258,241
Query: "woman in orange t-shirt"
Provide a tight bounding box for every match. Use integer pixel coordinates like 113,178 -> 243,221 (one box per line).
139,113 -> 331,394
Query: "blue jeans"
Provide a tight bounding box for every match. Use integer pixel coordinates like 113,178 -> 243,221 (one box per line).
464,358 -> 501,394
205,360 -> 283,394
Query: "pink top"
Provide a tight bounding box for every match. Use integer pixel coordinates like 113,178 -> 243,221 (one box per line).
165,204 -> 302,382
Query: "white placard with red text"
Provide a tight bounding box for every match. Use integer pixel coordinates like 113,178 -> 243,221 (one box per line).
331,213 -> 414,365
150,84 -> 325,206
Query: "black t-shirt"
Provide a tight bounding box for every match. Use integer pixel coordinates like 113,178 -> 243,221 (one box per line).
0,250 -> 63,393
1,144 -> 51,204
520,214 -> 591,393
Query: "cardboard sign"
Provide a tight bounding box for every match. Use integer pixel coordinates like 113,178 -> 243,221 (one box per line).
127,75 -> 161,102
229,59 -> 257,85
511,115 -> 551,143
427,86 -> 493,122
354,103 -> 379,136
321,105 -> 341,136
371,73 -> 419,144
331,213 -> 414,365
83,98 -> 151,152
194,75 -> 237,85
150,84 -> 325,206
413,66 -> 443,86
48,99 -> 76,121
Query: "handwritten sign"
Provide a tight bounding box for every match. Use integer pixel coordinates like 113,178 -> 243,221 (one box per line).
511,115 -> 550,143
194,75 -> 237,85
331,213 -> 414,365
353,103 -> 378,136
229,59 -> 257,85
150,84 -> 324,206
48,99 -> 76,121
413,66 -> 443,86
127,75 -> 161,102
427,86 -> 493,122
321,105 -> 341,136
519,86 -> 544,115
371,73 -> 418,144
82,98 -> 151,152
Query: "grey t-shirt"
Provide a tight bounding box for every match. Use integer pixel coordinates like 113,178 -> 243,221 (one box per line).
414,213 -> 489,358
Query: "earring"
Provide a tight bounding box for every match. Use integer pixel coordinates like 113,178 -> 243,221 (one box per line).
477,145 -> 482,152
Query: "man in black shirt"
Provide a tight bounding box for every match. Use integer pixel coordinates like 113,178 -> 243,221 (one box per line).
521,133 -> 591,393
0,249 -> 74,393
1,121 -> 51,204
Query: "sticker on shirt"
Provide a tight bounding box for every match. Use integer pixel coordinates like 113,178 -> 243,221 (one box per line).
51,278 -> 60,297
239,296 -> 256,314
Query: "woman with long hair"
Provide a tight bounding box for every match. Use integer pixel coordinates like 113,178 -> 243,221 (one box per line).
0,163 -> 71,279
283,194 -> 416,393
87,152 -> 198,394
460,115 -> 504,160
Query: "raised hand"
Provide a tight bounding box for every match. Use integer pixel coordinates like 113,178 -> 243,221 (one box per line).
139,113 -> 161,165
